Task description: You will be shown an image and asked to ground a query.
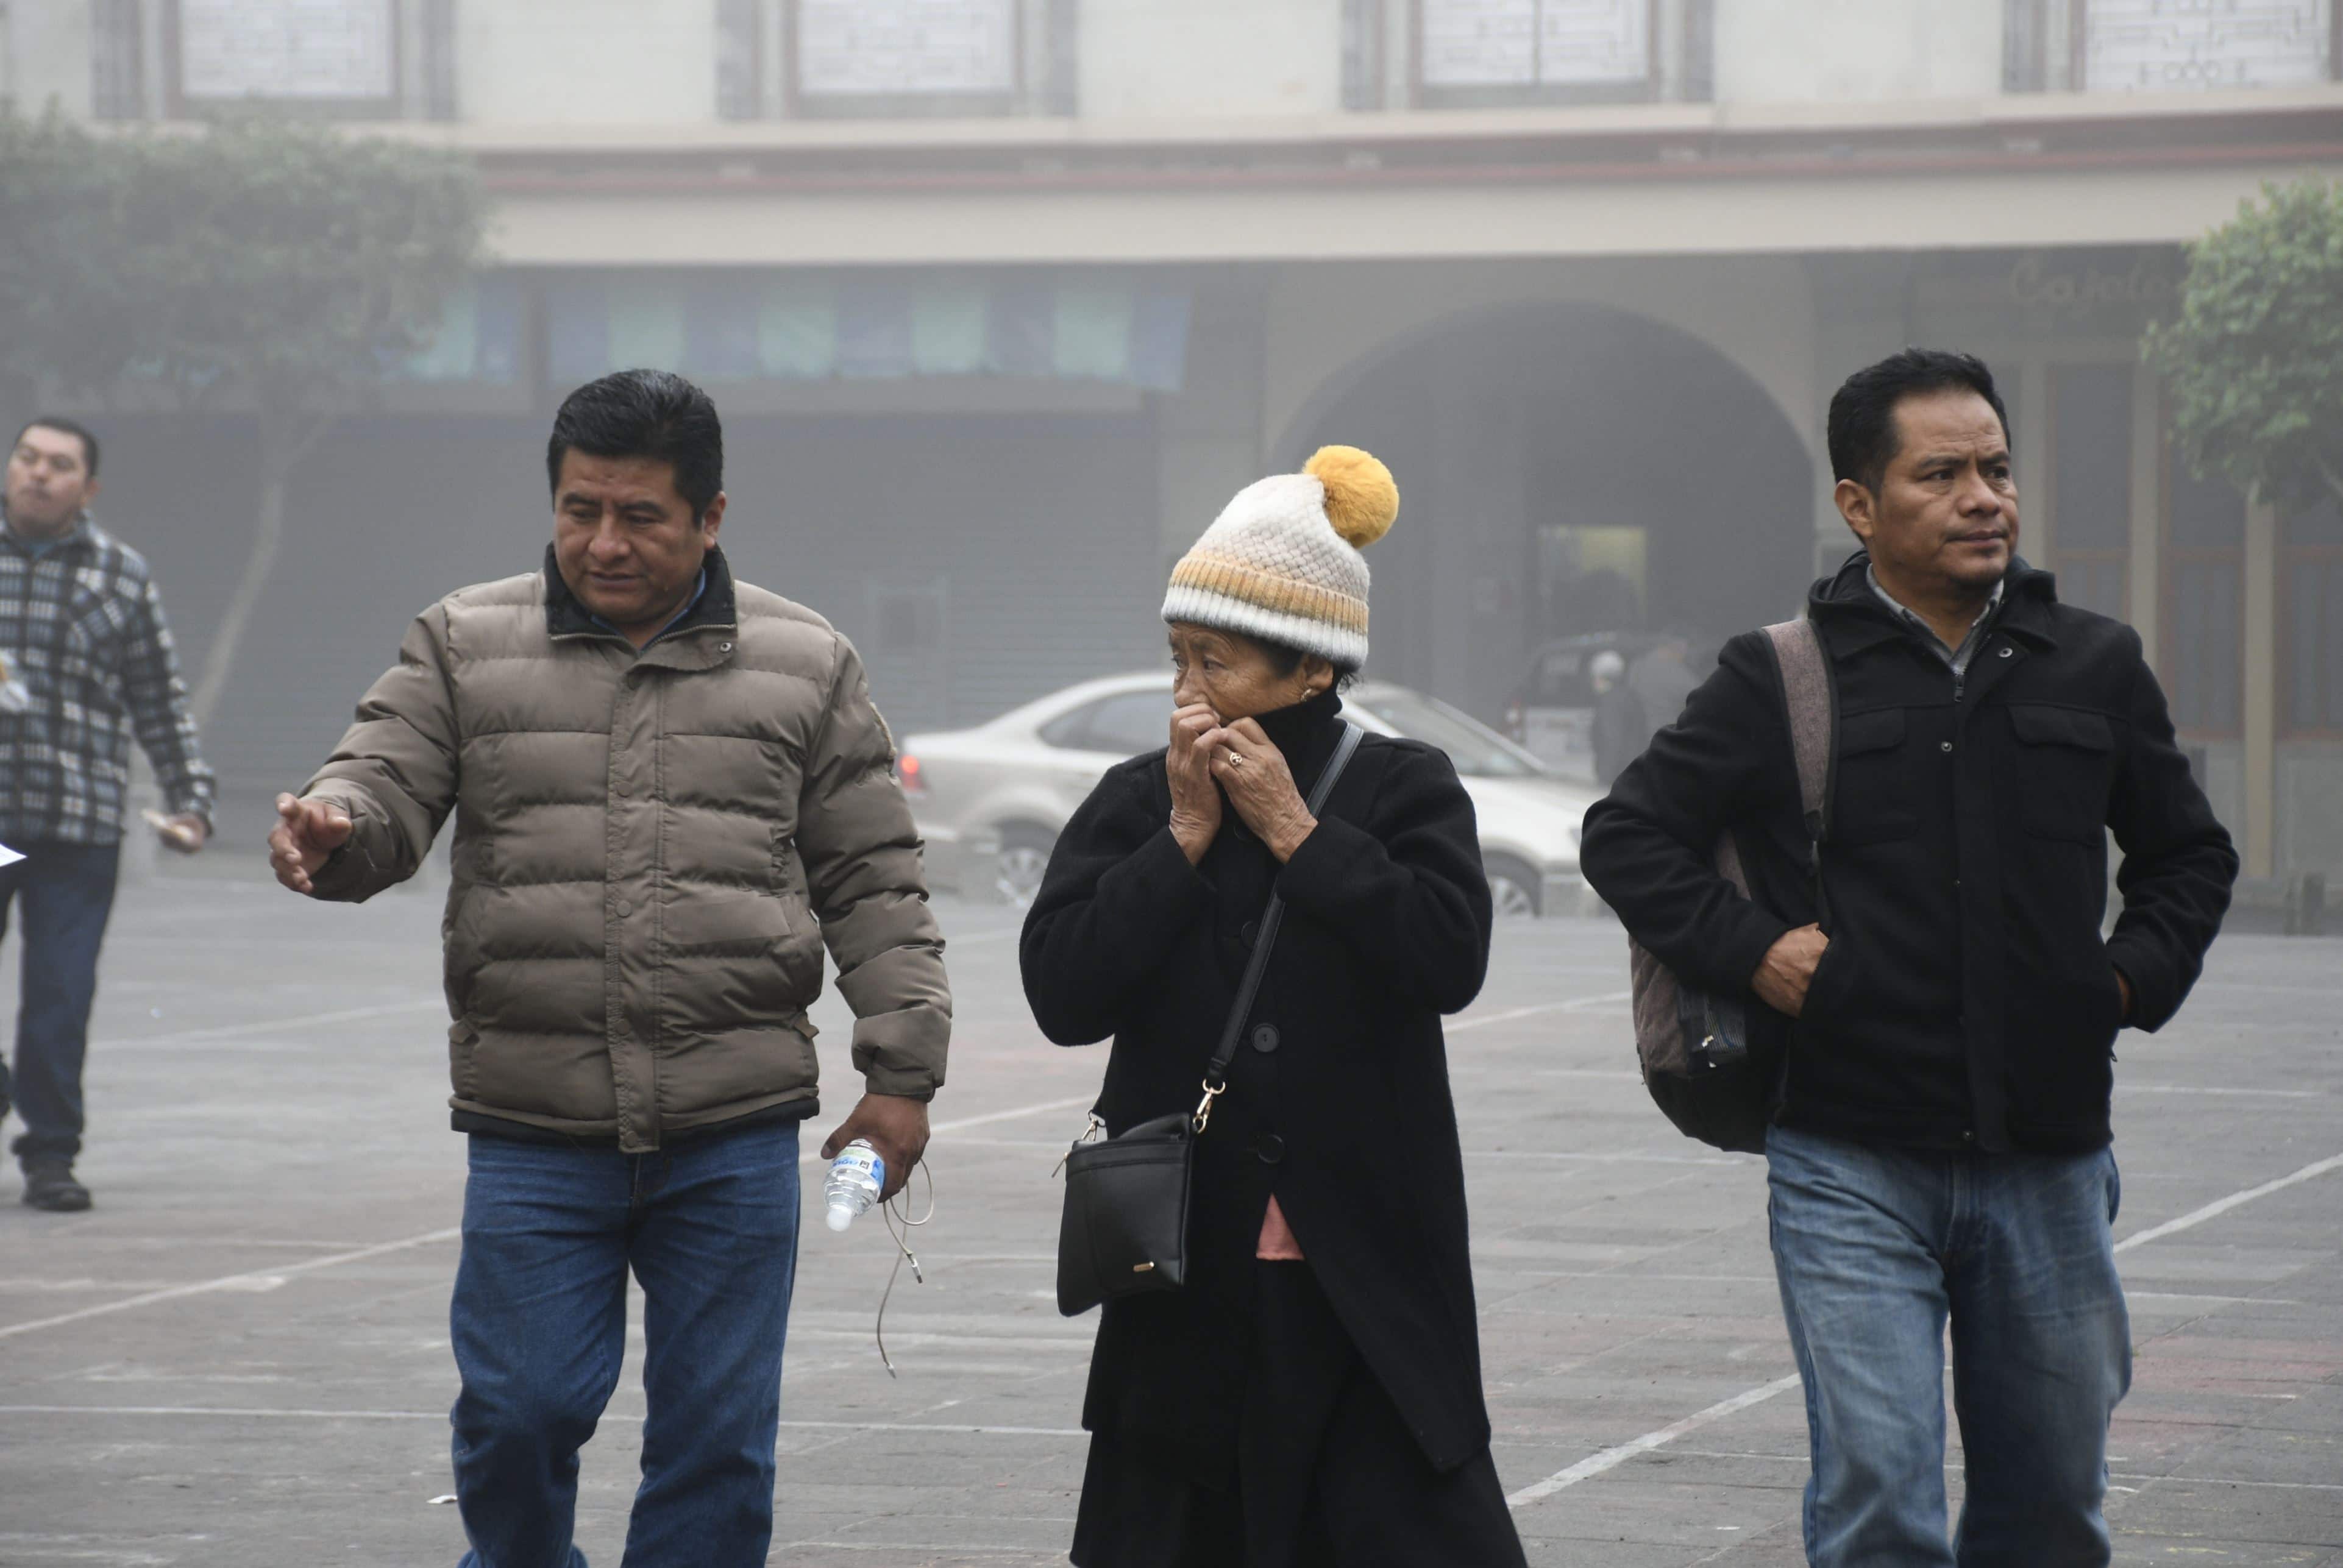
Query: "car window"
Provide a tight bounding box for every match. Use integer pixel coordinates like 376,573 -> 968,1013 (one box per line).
1530,648 -> 1587,705
1041,690 -> 1169,756
1349,689 -> 1546,778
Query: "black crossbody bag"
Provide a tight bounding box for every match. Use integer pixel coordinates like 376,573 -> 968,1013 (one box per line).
1054,722 -> 1365,1318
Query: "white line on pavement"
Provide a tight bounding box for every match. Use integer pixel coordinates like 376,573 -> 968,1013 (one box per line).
795,1093 -> 1098,1168
101,998 -> 447,1051
1504,1149 -> 2343,1510
0,1227 -> 461,1341
942,926 -> 1025,948
1449,992 -> 1632,1034
1505,1374 -> 1804,1508
2117,1085 -> 2325,1099
1605,1448 -> 2343,1495
0,1091 -> 1108,1335
2113,1152 -> 2343,1254
931,1096 -> 1095,1135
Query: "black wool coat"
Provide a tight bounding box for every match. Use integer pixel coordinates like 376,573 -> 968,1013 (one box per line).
1582,554 -> 2239,1154
1020,690 -> 1498,1485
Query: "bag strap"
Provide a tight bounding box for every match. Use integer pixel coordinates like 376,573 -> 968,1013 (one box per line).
1760,620 -> 1833,839
1759,619 -> 1837,907
1193,722 -> 1366,1132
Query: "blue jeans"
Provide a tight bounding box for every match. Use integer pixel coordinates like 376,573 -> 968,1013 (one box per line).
1766,1125 -> 2130,1568
450,1121 -> 803,1568
0,840 -> 119,1165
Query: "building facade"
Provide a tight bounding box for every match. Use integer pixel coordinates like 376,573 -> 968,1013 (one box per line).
7,0 -> 2342,888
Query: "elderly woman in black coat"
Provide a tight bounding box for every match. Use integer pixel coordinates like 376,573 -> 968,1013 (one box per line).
1021,448 -> 1528,1568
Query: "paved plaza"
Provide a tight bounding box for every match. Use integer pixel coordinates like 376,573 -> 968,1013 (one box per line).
1,854 -> 2338,1566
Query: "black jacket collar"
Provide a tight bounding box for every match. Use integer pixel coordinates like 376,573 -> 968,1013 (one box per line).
1807,549 -> 2058,658
544,542 -> 739,645
1252,686 -> 1350,789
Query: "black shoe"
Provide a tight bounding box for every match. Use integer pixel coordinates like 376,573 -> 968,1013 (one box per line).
21,1161 -> 91,1212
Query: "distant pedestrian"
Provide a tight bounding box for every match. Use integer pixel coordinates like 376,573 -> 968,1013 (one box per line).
1588,648 -> 1644,785
1,417 -> 215,1213
1023,447 -> 1528,1567
1626,633 -> 1698,733
1582,349 -> 2237,1566
268,371 -> 951,1567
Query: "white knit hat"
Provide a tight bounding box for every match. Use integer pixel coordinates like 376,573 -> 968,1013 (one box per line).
1161,445 -> 1399,670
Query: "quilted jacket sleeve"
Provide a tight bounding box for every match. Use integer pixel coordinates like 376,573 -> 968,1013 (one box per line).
300,603 -> 461,903
797,633 -> 953,1101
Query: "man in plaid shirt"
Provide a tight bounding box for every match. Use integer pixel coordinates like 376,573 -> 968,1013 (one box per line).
2,417 -> 215,1211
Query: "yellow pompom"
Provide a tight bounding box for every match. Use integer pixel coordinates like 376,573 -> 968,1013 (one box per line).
1304,445 -> 1398,549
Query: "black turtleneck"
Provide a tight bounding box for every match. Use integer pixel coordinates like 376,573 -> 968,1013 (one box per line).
1242,687 -> 1349,801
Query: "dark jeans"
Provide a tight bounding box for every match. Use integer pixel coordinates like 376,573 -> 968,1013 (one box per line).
1766,1124 -> 2131,1568
450,1121 -> 803,1568
0,840 -> 120,1165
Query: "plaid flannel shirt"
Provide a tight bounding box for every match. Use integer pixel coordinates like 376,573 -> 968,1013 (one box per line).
0,514 -> 215,846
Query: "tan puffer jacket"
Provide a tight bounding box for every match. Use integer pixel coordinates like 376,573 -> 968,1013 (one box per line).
301,547 -> 949,1152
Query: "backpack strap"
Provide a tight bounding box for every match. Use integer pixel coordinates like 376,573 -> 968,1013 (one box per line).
1759,619 -> 1837,926
1762,619 -> 1835,846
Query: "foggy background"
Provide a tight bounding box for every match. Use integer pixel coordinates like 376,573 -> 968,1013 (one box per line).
4,0 -> 2341,891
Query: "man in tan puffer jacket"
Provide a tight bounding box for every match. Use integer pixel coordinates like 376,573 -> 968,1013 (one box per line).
268,370 -> 949,1567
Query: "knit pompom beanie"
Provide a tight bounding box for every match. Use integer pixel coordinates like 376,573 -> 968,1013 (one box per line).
1161,445 -> 1398,670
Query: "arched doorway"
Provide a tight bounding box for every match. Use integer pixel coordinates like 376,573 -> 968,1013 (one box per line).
1276,302 -> 1815,731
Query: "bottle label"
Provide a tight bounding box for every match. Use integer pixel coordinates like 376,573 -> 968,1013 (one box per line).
833,1143 -> 884,1190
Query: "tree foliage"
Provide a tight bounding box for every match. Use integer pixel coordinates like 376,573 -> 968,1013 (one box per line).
2146,177 -> 2343,511
0,111 -> 483,716
0,109 -> 146,408
113,118 -> 483,427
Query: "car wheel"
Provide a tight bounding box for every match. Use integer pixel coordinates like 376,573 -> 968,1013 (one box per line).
995,827 -> 1056,910
1486,857 -> 1542,920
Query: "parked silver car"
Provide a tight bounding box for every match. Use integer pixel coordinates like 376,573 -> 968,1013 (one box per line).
899,673 -> 1598,916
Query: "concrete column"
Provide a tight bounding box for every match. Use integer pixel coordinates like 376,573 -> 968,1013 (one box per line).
2018,358 -> 2052,565
2127,365 -> 2162,670
2243,495 -> 2279,879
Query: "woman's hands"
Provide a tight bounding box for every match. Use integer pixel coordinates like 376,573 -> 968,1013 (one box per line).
1168,707 -> 1320,865
1207,720 -> 1317,862
1168,703 -> 1224,865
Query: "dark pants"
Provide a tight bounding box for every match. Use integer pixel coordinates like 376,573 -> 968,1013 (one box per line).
449,1121 -> 803,1568
1072,1261 -> 1528,1568
1766,1124 -> 2132,1567
0,840 -> 119,1165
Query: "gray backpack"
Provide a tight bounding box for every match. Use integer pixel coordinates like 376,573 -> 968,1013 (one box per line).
1626,619 -> 1835,1153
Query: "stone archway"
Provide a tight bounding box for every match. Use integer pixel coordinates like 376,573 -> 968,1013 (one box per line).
1275,299 -> 1816,720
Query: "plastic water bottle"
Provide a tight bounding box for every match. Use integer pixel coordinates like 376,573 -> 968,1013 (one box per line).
825,1140 -> 886,1232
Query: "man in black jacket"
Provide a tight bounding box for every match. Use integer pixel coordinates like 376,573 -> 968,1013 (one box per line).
1582,350 -> 2237,1567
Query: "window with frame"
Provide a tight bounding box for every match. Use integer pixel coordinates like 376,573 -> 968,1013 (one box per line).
789,0 -> 1022,116
1415,0 -> 1657,107
168,0 -> 400,113
2049,363 -> 2134,622
2283,495 -> 2343,736
91,0 -> 149,119
2078,0 -> 2337,91
2163,456 -> 2245,737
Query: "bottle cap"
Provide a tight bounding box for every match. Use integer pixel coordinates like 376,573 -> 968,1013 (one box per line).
825,1201 -> 855,1233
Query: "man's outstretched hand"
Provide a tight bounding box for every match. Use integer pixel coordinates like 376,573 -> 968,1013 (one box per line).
269,793 -> 352,895
822,1093 -> 930,1201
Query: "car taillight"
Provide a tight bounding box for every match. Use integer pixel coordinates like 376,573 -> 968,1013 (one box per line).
896,754 -> 926,794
